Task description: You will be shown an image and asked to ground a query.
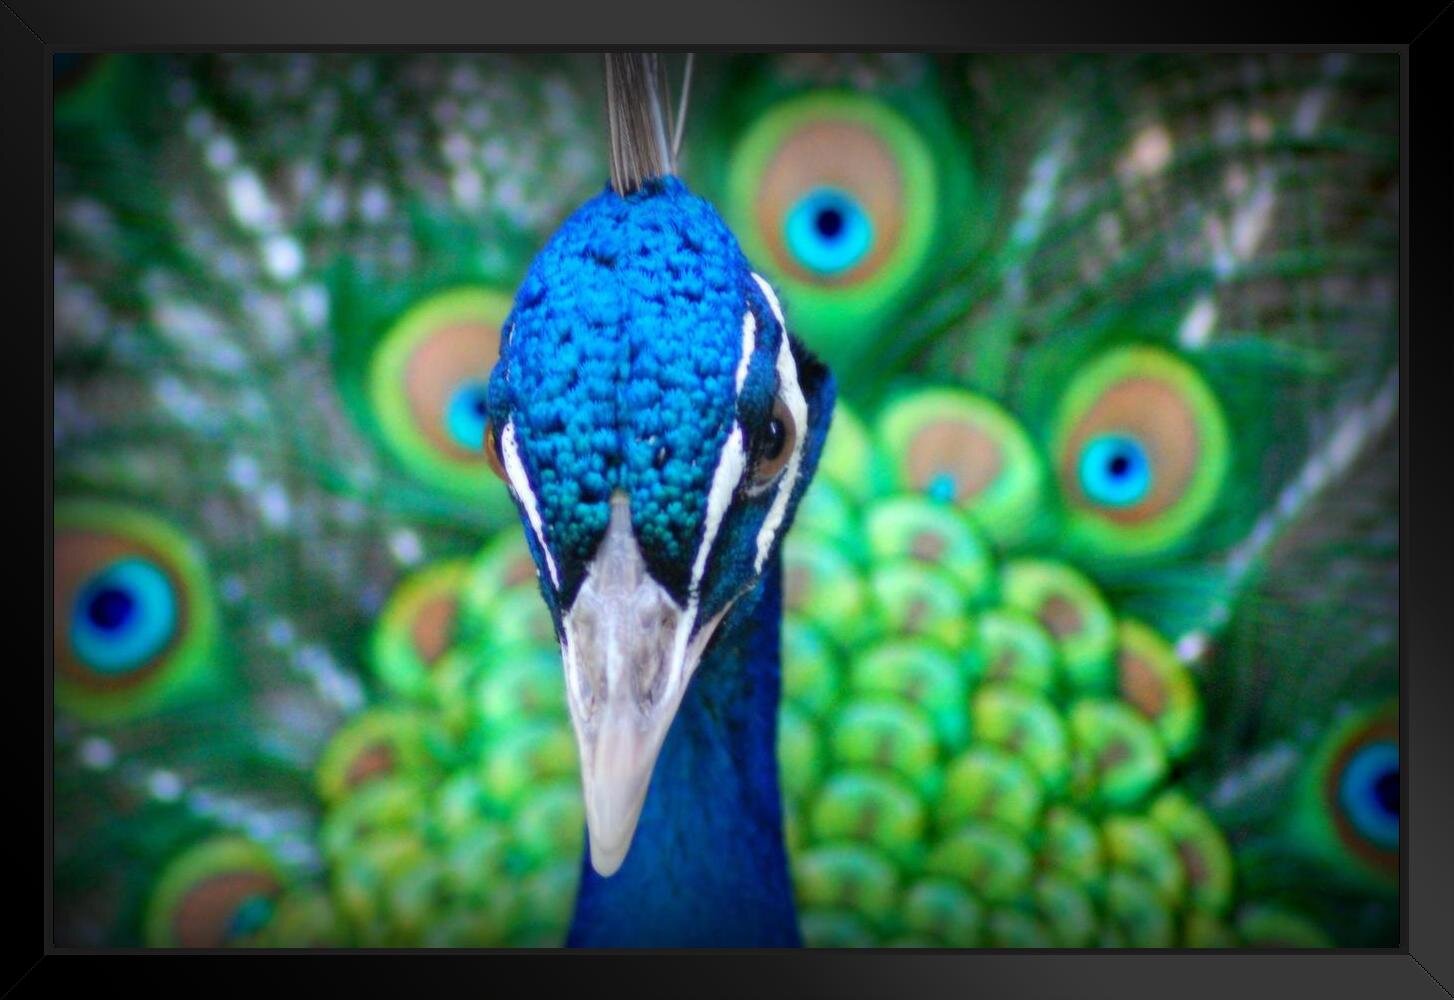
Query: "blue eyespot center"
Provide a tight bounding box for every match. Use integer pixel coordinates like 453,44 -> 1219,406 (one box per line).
1079,434 -> 1152,507
1339,741 -> 1399,850
784,187 -> 874,276
1374,769 -> 1398,816
927,472 -> 958,504
445,379 -> 492,451
87,586 -> 137,631
815,206 -> 844,239
70,557 -> 178,675
227,894 -> 275,939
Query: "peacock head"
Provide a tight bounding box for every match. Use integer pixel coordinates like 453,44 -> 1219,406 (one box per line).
485,176 -> 835,876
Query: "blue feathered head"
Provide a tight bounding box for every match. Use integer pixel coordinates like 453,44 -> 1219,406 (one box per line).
486,176 -> 835,874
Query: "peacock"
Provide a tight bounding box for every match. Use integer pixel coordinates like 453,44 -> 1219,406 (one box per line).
51,51 -> 1399,950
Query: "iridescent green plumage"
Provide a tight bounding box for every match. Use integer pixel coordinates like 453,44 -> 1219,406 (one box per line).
52,52 -> 1398,949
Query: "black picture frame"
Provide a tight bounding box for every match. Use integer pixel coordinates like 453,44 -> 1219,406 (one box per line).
14,2 -> 1453,996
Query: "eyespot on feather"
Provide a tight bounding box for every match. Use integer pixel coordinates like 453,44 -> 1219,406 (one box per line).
315,708 -> 436,806
875,388 -> 1045,548
725,92 -> 941,373
1295,701 -> 1398,886
1051,345 -> 1230,558
145,838 -> 287,948
54,501 -> 220,723
368,287 -> 515,500
370,561 -> 470,701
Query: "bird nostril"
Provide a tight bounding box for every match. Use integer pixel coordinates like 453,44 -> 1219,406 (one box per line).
634,602 -> 678,710
570,605 -> 608,712
587,656 -> 607,709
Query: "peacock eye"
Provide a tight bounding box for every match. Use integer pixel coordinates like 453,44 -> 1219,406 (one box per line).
1079,433 -> 1153,507
750,398 -> 797,491
1338,740 -> 1399,852
71,557 -> 178,676
363,287 -> 514,508
483,420 -> 507,482
784,187 -> 874,276
145,838 -> 285,948
1051,345 -> 1229,558
723,91 -> 944,374
444,379 -> 492,452
1313,703 -> 1398,881
55,501 -> 220,724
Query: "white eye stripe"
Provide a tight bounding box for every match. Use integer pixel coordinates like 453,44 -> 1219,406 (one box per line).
753,281 -> 808,574
500,420 -> 560,590
687,276 -> 800,605
735,311 -> 756,395
751,272 -> 786,330
690,424 -> 746,598
684,305 -> 758,603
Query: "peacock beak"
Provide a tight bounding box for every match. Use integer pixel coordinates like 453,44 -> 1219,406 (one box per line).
559,492 -> 725,877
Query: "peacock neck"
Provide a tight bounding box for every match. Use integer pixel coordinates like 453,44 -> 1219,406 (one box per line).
566,555 -> 800,948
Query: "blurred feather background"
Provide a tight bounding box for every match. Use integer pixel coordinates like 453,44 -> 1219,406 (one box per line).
51,52 -> 1398,948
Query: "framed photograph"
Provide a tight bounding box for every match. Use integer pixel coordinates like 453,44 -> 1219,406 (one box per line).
18,1 -> 1453,996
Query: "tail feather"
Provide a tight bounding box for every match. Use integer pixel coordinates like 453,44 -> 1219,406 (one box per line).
52,52 -> 1399,948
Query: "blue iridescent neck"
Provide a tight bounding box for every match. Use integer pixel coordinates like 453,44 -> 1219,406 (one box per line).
566,555 -> 800,948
